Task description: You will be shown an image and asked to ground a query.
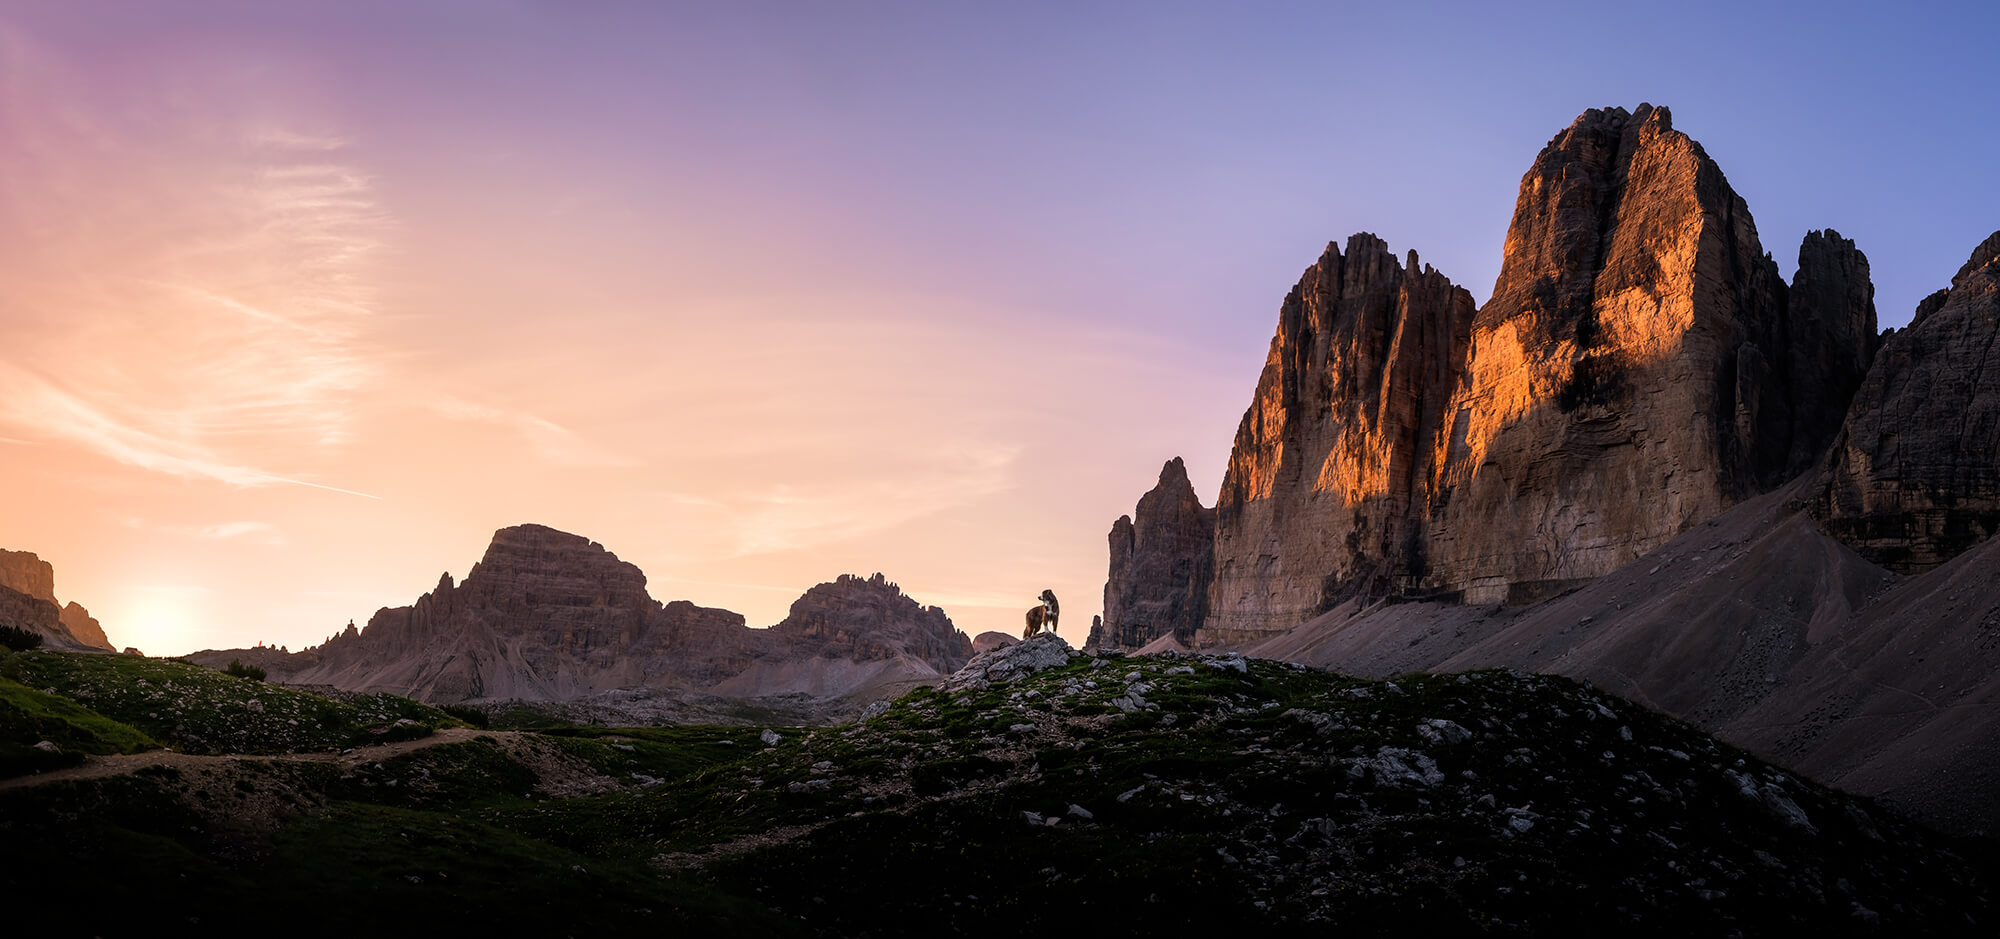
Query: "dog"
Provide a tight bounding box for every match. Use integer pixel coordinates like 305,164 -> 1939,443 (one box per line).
1023,589 -> 1060,639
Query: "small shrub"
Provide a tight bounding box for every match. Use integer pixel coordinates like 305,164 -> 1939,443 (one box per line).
0,625 -> 44,652
370,720 -> 433,744
223,660 -> 266,682
441,704 -> 490,728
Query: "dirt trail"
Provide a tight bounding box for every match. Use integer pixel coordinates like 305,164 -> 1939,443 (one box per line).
0,727 -> 519,792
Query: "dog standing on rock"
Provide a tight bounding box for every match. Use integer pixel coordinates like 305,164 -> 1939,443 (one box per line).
1023,589 -> 1059,639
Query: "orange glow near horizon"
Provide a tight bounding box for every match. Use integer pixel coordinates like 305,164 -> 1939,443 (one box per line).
0,17 -> 1245,656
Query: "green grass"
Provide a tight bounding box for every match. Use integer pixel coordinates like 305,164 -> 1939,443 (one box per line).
0,675 -> 157,775
0,650 -> 463,754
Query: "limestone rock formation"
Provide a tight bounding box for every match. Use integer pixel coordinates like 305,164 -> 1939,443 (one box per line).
58,603 -> 111,651
1424,104 -> 1822,603
1206,235 -> 1476,642
1783,229 -> 1880,477
703,573 -> 975,701
766,572 -> 970,673
0,548 -> 112,650
191,524 -> 969,708
0,549 -> 56,603
0,584 -> 62,644
1816,230 -> 2000,571
1200,104 -> 1878,643
1098,457 -> 1215,651
272,526 -> 691,700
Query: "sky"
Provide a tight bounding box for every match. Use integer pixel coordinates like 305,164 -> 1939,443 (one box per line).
2,0 -> 1996,656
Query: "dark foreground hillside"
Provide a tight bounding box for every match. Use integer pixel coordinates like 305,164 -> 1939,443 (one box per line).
1,639 -> 1992,936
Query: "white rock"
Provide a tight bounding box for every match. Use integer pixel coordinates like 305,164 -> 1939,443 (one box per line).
1416,718 -> 1472,746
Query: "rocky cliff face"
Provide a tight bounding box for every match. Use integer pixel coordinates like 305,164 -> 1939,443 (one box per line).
1205,236 -> 1476,641
196,524 -> 968,706
766,572 -> 971,673
1096,457 -> 1215,650
1198,105 -> 1878,642
291,525 -> 697,701
0,548 -> 112,650
58,602 -> 111,650
1783,229 -> 1880,477
1816,230 -> 2000,571
1424,104 -> 1824,603
0,584 -> 62,643
0,549 -> 57,603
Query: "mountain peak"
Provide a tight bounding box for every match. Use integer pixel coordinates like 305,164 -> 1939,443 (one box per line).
770,573 -> 970,671
0,548 -> 112,650
1190,104 -> 1875,636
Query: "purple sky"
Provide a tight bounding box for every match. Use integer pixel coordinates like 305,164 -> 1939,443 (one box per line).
3,0 -> 1996,653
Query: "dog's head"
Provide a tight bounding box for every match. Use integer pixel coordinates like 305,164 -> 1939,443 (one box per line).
1039,589 -> 1058,607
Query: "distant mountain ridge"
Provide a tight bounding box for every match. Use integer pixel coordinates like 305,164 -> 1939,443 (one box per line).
0,548 -> 113,651
191,524 -> 971,712
1095,104 -> 2000,834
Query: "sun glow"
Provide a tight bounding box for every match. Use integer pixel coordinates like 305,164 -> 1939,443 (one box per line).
105,585 -> 208,656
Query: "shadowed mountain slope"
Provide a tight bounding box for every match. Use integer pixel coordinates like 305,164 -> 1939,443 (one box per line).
191,525 -> 970,711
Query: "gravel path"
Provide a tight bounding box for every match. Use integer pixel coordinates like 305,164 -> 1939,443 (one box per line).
0,727 -> 518,792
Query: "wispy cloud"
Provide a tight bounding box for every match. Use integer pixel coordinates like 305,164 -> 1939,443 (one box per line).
195,521 -> 283,542
0,30 -> 386,494
0,362 -> 377,497
649,441 -> 1019,559
109,516 -> 287,542
248,127 -> 349,151
427,397 -> 640,469
737,448 -> 1019,556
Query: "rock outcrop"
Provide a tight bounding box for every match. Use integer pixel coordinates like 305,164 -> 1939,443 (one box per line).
1816,230 -> 2000,571
0,550 -> 56,603
296,524 -> 692,701
701,573 -> 976,701
1097,457 -> 1215,650
765,572 -> 970,672
942,631 -> 1076,692
1422,104 -> 1852,603
1198,105 -> 1878,642
0,549 -> 112,650
1782,229 -> 1880,476
1206,236 -> 1476,642
57,603 -> 111,651
191,524 -> 970,708
0,584 -> 63,644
